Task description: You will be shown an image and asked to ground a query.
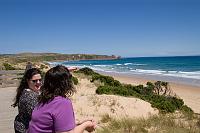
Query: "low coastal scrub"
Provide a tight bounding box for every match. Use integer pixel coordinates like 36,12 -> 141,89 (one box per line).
76,67 -> 122,87
3,63 -> 16,70
97,114 -> 200,133
77,67 -> 193,113
72,76 -> 78,85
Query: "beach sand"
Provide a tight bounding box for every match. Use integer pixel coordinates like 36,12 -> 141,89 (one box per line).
99,72 -> 200,114
72,78 -> 158,124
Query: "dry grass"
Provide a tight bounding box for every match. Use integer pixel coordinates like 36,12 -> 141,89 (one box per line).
96,113 -> 200,133
73,73 -> 91,80
100,114 -> 112,123
88,95 -> 101,107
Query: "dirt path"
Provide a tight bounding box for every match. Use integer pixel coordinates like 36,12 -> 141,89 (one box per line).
0,87 -> 17,133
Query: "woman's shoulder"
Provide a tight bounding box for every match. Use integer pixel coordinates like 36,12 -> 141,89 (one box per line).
20,89 -> 38,101
53,96 -> 71,103
49,96 -> 72,107
49,96 -> 73,115
36,96 -> 73,113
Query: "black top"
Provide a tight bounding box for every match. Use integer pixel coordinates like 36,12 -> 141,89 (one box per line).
14,89 -> 39,133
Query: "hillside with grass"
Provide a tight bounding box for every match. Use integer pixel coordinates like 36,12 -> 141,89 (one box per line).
0,53 -> 120,70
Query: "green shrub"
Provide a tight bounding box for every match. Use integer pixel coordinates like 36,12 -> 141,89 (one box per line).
155,100 -> 176,113
91,75 -> 121,87
147,95 -> 185,113
3,63 -> 16,70
169,97 -> 184,109
96,85 -> 113,95
146,82 -> 154,94
123,84 -> 143,95
77,67 -> 122,87
181,105 -> 193,113
96,85 -> 133,97
72,76 -> 78,85
77,67 -> 97,75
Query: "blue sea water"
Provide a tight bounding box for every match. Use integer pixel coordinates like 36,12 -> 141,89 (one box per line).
50,56 -> 200,87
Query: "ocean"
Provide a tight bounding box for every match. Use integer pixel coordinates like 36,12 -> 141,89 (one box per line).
49,56 -> 200,87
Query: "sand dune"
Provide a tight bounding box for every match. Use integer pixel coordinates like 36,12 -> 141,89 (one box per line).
0,77 -> 158,132
1,72 -> 200,132
72,78 -> 158,123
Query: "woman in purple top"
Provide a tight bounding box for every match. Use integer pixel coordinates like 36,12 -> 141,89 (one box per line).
28,65 -> 96,133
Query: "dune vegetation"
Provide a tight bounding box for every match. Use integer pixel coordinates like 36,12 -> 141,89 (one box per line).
76,67 -> 192,113
74,67 -> 200,133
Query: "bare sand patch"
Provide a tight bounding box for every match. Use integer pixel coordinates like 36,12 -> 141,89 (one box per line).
72,78 -> 158,124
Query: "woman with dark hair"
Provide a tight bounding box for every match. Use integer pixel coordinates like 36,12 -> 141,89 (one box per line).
12,68 -> 42,133
28,65 -> 96,133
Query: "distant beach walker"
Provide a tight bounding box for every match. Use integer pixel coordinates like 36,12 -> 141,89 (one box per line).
50,56 -> 200,87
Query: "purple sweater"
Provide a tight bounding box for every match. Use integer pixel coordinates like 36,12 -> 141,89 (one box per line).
28,96 -> 75,133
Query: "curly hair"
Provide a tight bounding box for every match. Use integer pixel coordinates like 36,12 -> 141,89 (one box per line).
38,65 -> 75,104
12,68 -> 41,107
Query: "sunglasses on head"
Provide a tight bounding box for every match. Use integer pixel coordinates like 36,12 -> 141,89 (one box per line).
31,79 -> 42,83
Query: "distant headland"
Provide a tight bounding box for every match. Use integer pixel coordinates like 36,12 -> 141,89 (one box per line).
0,53 -> 121,70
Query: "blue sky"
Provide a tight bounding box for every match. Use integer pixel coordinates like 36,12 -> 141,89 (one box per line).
0,0 -> 200,57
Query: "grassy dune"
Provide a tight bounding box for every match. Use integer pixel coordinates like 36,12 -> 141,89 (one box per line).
74,68 -> 200,133
97,113 -> 200,133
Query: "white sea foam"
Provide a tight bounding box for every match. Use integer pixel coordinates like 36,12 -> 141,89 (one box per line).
124,63 -> 133,65
129,69 -> 200,79
133,63 -> 147,66
124,63 -> 146,66
165,71 -> 200,79
130,69 -> 166,74
93,65 -> 111,67
51,60 -> 200,80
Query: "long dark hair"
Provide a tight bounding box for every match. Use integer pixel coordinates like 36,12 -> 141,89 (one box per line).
38,65 -> 75,104
12,68 -> 41,107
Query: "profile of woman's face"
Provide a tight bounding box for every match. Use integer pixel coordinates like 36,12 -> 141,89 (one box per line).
27,74 -> 42,92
